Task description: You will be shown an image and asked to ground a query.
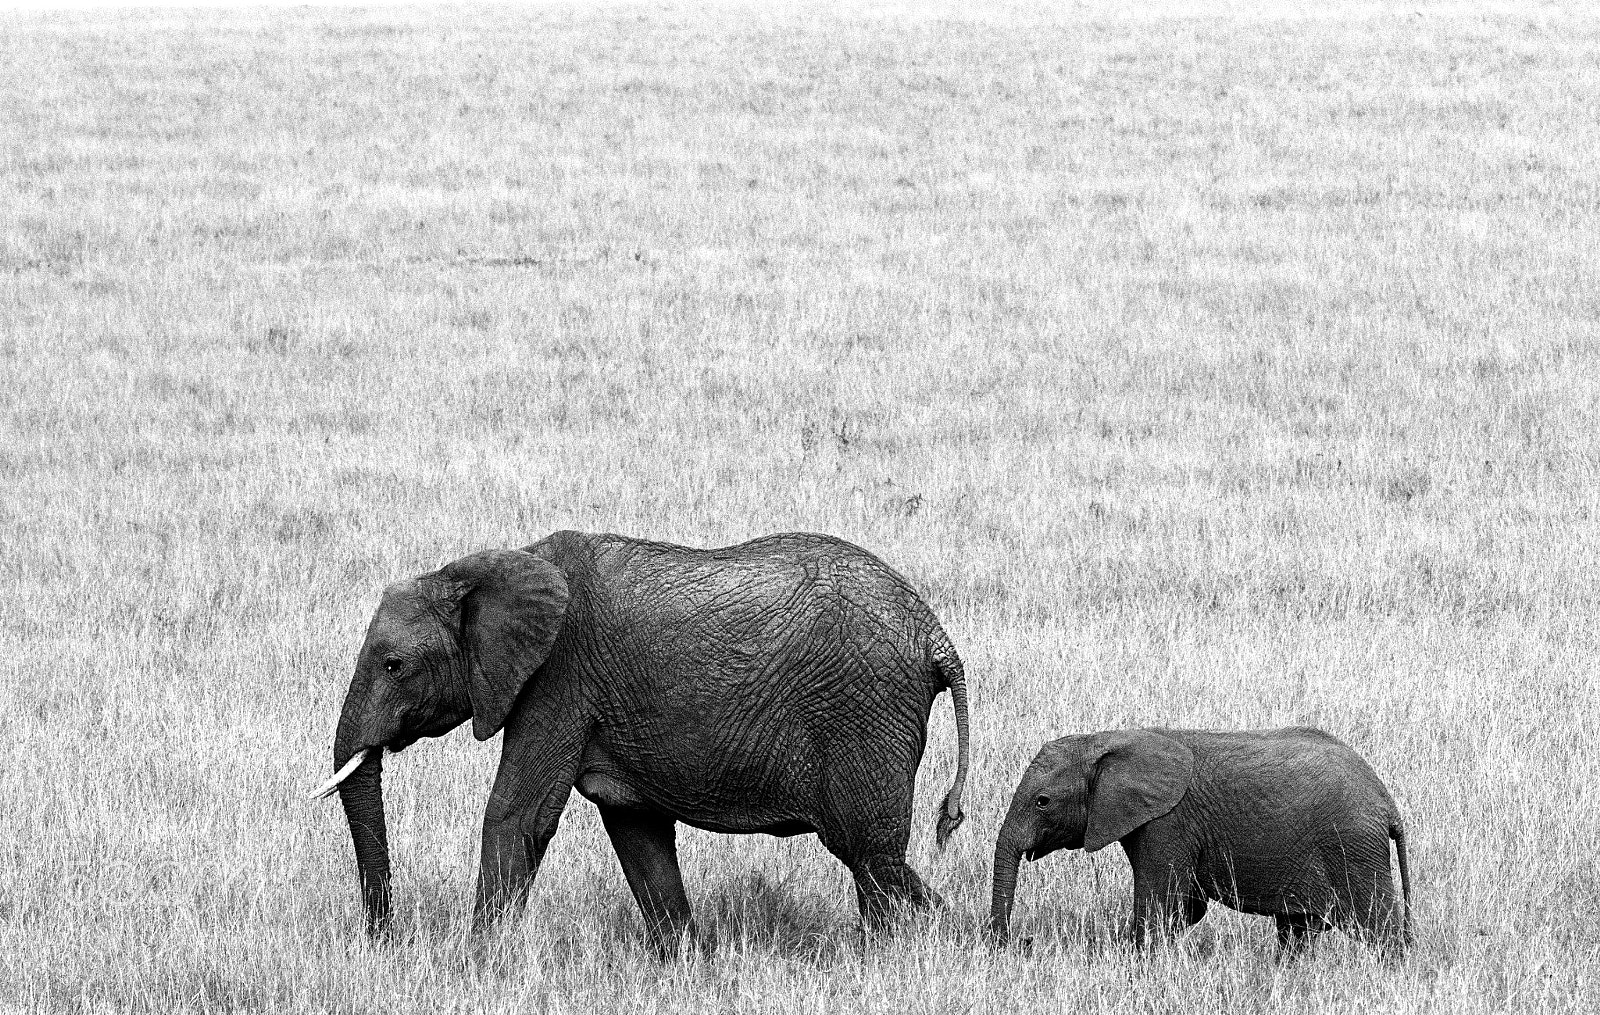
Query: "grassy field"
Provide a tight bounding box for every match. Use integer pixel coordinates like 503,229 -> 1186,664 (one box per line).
2,2 -> 1598,1011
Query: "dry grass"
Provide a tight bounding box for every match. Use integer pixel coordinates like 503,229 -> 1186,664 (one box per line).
2,2 -> 1597,1011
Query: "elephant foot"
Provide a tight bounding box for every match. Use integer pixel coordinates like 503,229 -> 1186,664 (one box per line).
363,911 -> 396,942
642,920 -> 702,963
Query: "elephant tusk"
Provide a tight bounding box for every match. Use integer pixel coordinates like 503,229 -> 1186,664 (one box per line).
306,749 -> 371,801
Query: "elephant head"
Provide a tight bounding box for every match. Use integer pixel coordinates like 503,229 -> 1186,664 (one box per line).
988,730 -> 1194,945
309,548 -> 569,933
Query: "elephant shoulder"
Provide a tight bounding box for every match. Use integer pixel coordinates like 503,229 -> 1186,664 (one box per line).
523,529 -> 593,561
535,531 -> 703,576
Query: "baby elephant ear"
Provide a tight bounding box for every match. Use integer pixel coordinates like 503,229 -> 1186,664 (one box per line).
434,549 -> 569,741
1083,730 -> 1195,853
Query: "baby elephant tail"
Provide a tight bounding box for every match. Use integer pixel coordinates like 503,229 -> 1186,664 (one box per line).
1391,819 -> 1414,946
933,645 -> 968,848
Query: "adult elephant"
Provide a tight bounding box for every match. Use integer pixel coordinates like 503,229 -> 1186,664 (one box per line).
310,529 -> 970,955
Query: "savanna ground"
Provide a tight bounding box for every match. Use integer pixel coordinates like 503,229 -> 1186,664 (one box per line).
2,1 -> 1598,1011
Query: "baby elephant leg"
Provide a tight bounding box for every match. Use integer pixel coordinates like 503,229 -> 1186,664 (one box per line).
1125,829 -> 1207,948
1326,832 -> 1408,954
1129,868 -> 1208,948
1131,887 -> 1209,947
1338,872 -> 1409,954
1274,913 -> 1331,958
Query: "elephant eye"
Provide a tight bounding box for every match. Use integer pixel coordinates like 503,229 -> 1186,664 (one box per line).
1035,794 -> 1051,809
383,657 -> 403,675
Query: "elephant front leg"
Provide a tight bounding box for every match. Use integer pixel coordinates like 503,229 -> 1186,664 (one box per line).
1130,888 -> 1208,947
1126,840 -> 1204,948
473,763 -> 580,931
598,805 -> 695,958
1130,885 -> 1179,948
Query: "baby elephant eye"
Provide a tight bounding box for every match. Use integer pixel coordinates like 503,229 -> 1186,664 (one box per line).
383,657 -> 403,675
1035,794 -> 1051,809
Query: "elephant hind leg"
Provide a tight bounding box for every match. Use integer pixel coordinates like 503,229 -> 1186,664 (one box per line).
847,854 -> 939,931
817,817 -> 936,932
1332,857 -> 1407,952
815,759 -> 934,932
599,806 -> 695,959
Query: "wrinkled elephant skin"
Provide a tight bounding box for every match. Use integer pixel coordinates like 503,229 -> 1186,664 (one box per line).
320,530 -> 970,956
990,727 -> 1411,955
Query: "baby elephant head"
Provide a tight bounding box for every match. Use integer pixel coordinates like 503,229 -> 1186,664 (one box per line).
309,548 -> 569,933
988,730 -> 1195,945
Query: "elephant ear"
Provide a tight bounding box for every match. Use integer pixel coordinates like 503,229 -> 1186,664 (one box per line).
1082,730 -> 1195,853
433,549 -> 569,741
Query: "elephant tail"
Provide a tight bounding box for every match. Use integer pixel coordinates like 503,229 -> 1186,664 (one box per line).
933,645 -> 969,848
1391,819 -> 1413,944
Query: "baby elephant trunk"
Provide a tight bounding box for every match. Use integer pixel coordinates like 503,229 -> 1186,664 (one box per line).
988,825 -> 1028,946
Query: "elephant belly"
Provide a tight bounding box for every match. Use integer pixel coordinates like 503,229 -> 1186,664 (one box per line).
1197,851 -> 1339,917
677,813 -> 818,837
574,771 -> 651,810
1201,818 -> 1394,918
576,740 -> 825,837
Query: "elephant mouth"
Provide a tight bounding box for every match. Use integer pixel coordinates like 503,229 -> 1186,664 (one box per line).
307,748 -> 373,800
307,738 -> 409,802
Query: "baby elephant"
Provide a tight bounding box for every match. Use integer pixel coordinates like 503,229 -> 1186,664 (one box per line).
990,727 -> 1412,954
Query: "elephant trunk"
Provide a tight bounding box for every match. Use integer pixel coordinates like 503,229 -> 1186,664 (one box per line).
334,722 -> 391,934
988,828 -> 1027,946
